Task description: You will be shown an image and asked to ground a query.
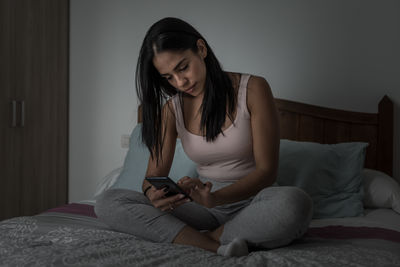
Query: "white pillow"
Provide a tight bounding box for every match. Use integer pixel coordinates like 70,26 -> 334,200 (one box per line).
362,168 -> 400,214
94,166 -> 123,198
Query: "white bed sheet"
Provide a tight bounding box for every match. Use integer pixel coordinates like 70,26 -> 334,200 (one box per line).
310,208 -> 400,232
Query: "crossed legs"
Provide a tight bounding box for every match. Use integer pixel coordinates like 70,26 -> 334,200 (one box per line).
95,186 -> 313,255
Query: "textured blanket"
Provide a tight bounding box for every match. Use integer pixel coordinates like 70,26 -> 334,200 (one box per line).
1,204 -> 400,267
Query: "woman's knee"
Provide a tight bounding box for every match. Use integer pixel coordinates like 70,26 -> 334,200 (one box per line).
256,186 -> 312,215
256,186 -> 313,234
283,187 -> 313,215
275,187 -> 313,224
252,187 -> 313,248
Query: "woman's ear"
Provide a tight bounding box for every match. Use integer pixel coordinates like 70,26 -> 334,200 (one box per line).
196,39 -> 207,59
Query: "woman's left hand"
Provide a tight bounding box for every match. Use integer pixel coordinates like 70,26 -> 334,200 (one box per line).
177,177 -> 217,208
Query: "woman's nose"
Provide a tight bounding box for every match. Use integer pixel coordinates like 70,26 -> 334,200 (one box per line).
176,75 -> 188,88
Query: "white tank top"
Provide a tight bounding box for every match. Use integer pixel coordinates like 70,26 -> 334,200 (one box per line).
171,74 -> 256,182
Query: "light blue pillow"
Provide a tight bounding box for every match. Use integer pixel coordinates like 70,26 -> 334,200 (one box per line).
277,139 -> 368,219
111,124 -> 198,191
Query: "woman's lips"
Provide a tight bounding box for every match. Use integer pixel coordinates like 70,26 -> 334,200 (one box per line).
185,83 -> 196,93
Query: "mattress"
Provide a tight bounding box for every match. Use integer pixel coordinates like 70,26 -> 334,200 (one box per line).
1,202 -> 399,266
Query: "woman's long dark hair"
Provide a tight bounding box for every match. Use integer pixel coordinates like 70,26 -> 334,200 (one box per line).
136,17 -> 236,162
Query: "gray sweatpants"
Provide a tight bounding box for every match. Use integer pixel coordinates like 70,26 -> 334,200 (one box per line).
95,178 -> 313,249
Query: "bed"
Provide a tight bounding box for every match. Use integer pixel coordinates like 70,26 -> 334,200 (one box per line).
1,95 -> 399,266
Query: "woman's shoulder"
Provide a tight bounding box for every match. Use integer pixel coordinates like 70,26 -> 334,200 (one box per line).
246,75 -> 271,96
164,98 -> 177,118
245,75 -> 273,112
247,74 -> 269,89
226,72 -> 269,89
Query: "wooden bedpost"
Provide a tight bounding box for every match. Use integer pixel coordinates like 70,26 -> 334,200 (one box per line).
377,95 -> 393,176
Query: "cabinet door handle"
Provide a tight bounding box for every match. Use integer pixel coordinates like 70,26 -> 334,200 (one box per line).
11,100 -> 17,127
21,101 -> 25,127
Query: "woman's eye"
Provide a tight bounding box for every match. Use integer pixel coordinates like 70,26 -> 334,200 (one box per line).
163,64 -> 188,81
179,65 -> 188,72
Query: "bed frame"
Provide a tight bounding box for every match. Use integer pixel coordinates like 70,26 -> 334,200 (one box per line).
275,96 -> 393,176
137,95 -> 393,176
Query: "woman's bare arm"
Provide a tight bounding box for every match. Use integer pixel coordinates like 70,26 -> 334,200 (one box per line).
212,75 -> 280,205
142,100 -> 178,192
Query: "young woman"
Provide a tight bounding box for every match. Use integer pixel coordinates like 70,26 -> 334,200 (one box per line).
95,17 -> 313,257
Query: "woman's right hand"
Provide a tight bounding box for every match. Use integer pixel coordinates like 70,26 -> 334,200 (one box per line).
145,186 -> 190,212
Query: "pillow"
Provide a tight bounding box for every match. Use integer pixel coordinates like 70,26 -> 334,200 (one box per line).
111,123 -> 198,192
277,139 -> 368,219
362,168 -> 400,214
94,166 -> 123,198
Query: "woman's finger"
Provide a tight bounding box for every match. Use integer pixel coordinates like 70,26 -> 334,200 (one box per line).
154,199 -> 172,210
192,181 -> 210,192
148,187 -> 167,202
177,176 -> 191,185
153,193 -> 187,210
173,197 -> 191,207
162,202 -> 174,212
204,182 -> 212,192
161,197 -> 189,212
178,181 -> 196,191
180,179 -> 204,189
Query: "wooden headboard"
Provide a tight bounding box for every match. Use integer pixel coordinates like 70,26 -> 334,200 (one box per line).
275,96 -> 393,176
137,95 -> 393,176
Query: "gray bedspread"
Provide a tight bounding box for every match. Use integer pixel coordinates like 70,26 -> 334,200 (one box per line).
1,212 -> 400,267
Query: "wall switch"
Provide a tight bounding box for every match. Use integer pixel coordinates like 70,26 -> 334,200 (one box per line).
121,134 -> 130,148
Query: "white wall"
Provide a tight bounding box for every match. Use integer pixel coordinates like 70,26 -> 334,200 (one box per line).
70,0 -> 400,202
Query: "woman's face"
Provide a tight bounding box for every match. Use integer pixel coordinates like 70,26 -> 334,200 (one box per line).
152,39 -> 207,97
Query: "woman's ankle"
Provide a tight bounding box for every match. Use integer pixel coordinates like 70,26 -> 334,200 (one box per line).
173,226 -> 220,252
207,225 -> 224,242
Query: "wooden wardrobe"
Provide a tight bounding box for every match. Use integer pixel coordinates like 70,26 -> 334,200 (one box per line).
0,0 -> 69,220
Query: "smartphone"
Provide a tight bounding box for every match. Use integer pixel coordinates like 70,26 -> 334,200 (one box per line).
145,176 -> 191,200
